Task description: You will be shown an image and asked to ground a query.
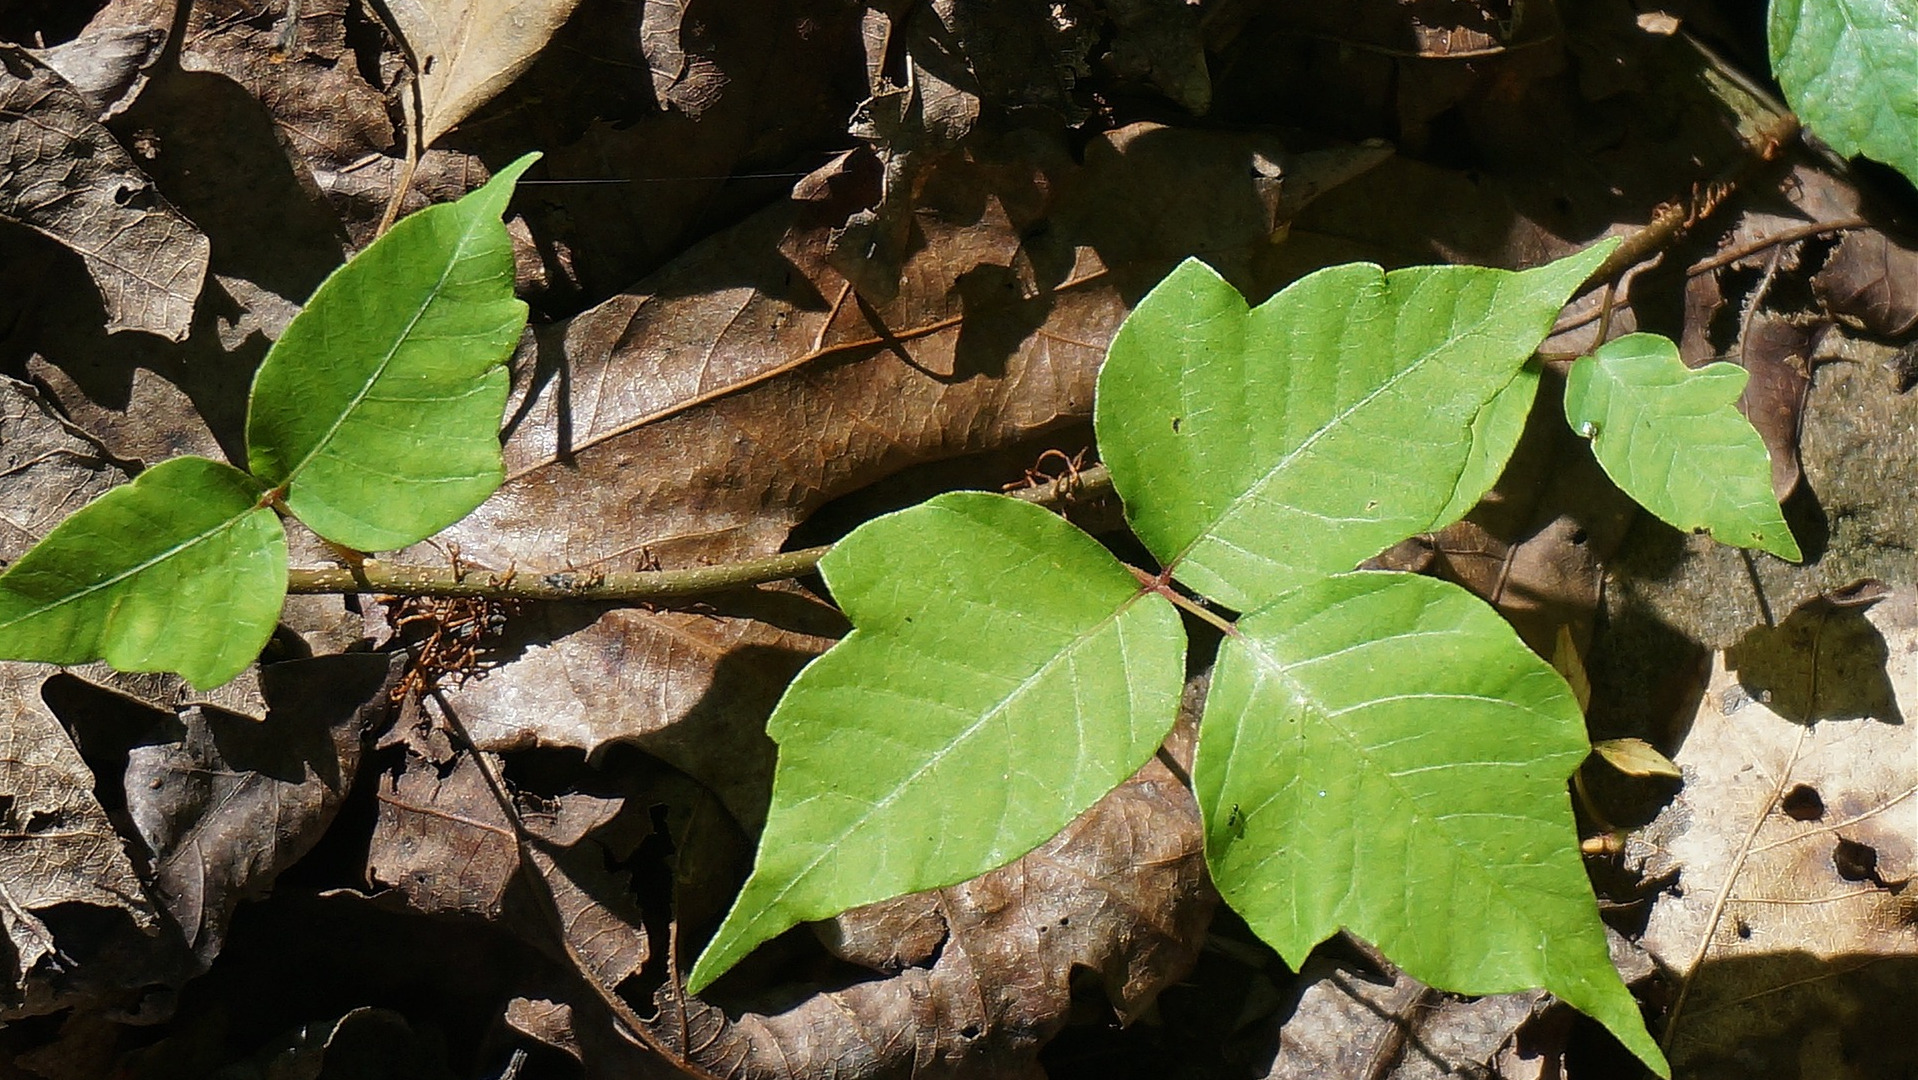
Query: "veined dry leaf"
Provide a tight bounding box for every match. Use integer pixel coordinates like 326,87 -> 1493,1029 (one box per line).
0,663 -> 160,1020
1630,588 -> 1918,1079
0,44 -> 208,340
366,706 -> 652,994
375,0 -> 587,147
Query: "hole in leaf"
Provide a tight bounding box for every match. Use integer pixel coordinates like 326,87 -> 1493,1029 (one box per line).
1780,784 -> 1824,821
1833,838 -> 1879,883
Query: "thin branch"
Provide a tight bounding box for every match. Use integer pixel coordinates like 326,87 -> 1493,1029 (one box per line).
288,464 -> 1120,602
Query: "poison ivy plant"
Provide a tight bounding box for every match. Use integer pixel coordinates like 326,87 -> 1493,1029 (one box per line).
0,153 -> 538,688
1770,0 -> 1918,188
3,155 -> 1806,1075
692,237 -> 1806,1077
1567,333 -> 1801,560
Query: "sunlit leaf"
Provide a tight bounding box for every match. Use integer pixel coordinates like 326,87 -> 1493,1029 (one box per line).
1565,333 -> 1800,561
1771,0 -> 1918,187
376,1 -> 587,147
1194,571 -> 1667,1075
1095,241 -> 1612,612
246,153 -> 537,552
688,493 -> 1185,992
0,457 -> 286,689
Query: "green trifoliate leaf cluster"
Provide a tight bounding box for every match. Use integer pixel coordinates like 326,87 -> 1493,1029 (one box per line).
0,153 -> 539,688
696,236 -> 1799,1077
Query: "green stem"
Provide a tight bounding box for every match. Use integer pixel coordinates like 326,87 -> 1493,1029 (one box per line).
287,464 -> 1120,603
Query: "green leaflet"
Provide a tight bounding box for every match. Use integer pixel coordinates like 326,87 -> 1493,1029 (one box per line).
1771,0 -> 1918,188
0,457 -> 286,689
1195,571 -> 1667,1075
1430,361 -> 1540,528
1565,333 -> 1800,561
246,153 -> 538,552
1095,241 -> 1612,613
686,493 -> 1185,993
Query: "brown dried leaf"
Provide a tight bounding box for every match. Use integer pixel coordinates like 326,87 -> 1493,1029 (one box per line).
646,756 -> 1212,1079
1813,229 -> 1918,338
0,44 -> 208,340
1631,588 -> 1918,1078
0,662 -> 160,1020
1256,956 -> 1550,1080
51,655 -> 404,969
374,0 -> 586,147
366,713 -> 653,991
31,0 -> 176,120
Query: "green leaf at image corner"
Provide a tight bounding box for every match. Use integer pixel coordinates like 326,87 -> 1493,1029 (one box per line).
687,492 -> 1186,993
1095,240 -> 1614,614
1565,333 -> 1800,560
1771,0 -> 1918,188
1195,571 -> 1668,1075
0,456 -> 287,690
246,152 -> 539,552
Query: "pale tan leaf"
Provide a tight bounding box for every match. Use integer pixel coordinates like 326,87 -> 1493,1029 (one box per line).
1592,738 -> 1681,778
376,0 -> 587,147
1630,589 -> 1918,1078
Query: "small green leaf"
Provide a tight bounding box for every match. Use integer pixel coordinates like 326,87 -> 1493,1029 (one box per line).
0,457 -> 286,689
1195,571 -> 1667,1075
1771,0 -> 1918,188
246,153 -> 538,551
687,493 -> 1185,992
1565,333 -> 1801,561
1096,241 -> 1613,612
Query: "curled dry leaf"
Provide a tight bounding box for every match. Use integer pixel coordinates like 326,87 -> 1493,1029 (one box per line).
1630,588 -> 1918,1079
100,655 -> 400,968
374,0 -> 587,147
0,44 -> 207,340
30,0 -> 176,120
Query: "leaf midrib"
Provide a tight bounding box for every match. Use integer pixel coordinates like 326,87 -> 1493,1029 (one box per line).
1232,624 -> 1574,960
1171,310 -> 1485,571
748,587 -> 1158,921
0,506 -> 259,634
278,215 -> 478,494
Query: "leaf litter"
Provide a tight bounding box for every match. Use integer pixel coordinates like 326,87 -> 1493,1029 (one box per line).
4,0 -> 1918,1076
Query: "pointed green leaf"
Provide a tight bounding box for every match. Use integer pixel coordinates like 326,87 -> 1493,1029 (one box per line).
1565,333 -> 1800,560
1195,571 -> 1666,1075
1095,241 -> 1613,612
0,457 -> 287,689
1771,0 -> 1918,188
688,493 -> 1185,992
246,153 -> 538,552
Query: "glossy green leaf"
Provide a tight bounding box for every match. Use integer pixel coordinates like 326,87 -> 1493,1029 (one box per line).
0,457 -> 286,689
246,153 -> 538,552
1565,333 -> 1800,560
687,492 -> 1185,992
1771,0 -> 1918,187
1195,571 -> 1667,1075
1095,241 -> 1613,612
